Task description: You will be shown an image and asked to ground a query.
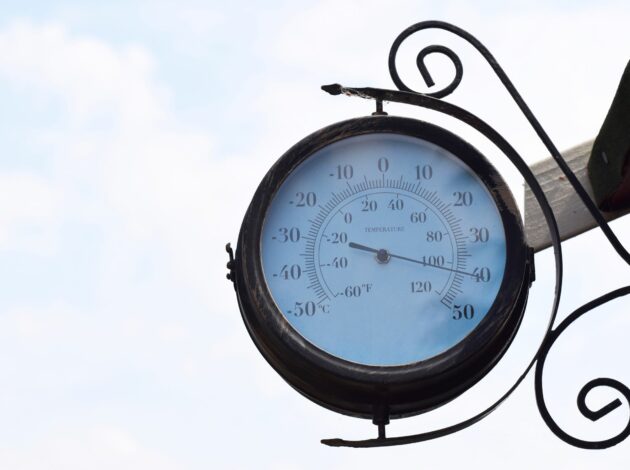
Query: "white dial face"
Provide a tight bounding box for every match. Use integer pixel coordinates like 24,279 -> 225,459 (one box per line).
261,133 -> 507,367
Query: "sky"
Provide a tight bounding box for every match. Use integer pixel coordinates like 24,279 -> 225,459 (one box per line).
0,1 -> 629,468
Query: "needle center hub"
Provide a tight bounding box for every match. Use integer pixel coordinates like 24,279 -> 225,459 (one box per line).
376,248 -> 391,264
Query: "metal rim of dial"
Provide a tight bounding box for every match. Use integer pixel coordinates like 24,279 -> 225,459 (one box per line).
234,115 -> 532,419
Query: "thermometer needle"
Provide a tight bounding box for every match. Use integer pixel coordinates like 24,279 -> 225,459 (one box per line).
348,241 -> 479,279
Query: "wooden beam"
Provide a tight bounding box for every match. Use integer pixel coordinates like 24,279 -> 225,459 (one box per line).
524,140 -> 630,252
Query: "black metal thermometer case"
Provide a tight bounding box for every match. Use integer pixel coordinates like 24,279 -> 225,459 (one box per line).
232,115 -> 532,420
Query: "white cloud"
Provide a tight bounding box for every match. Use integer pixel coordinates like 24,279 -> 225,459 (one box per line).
0,425 -> 179,470
0,20 -> 165,125
0,19 -> 232,303
0,172 -> 60,253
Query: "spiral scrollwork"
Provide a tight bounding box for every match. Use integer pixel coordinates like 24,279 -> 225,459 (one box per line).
389,42 -> 463,98
535,287 -> 630,449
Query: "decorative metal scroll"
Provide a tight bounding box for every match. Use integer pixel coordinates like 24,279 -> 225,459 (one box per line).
321,20 -> 630,449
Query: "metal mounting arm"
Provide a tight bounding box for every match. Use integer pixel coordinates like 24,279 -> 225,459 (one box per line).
319,20 -> 630,450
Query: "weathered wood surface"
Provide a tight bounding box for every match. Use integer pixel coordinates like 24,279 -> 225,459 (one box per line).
524,140 -> 630,252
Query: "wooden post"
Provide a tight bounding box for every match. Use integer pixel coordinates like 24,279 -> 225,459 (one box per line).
524,140 -> 630,252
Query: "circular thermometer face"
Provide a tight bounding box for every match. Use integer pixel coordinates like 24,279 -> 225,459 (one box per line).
261,132 -> 508,367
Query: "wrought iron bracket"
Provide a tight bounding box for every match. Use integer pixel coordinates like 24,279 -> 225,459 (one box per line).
317,19 -> 630,450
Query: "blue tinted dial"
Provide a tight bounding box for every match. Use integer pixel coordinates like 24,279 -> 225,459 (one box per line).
261,133 -> 507,366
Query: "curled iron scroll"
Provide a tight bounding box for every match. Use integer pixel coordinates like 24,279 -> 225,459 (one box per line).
535,286 -> 630,449
323,20 -> 630,448
390,43 -> 463,98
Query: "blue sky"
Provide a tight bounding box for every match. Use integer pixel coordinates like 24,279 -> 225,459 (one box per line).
0,1 -> 629,468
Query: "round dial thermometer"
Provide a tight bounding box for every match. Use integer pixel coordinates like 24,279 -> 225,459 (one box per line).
233,116 -> 533,419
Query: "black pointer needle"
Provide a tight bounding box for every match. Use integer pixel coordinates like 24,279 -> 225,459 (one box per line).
348,241 -> 380,254
348,241 -> 391,263
348,241 -> 479,279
